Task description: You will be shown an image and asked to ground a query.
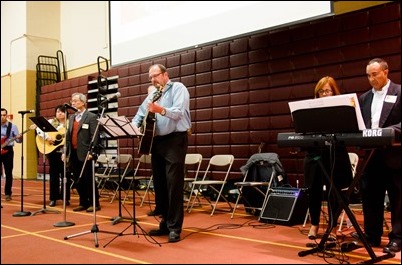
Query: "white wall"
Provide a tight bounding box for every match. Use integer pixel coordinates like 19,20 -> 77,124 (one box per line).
60,1 -> 109,71
1,1 -> 109,76
1,1 -> 28,76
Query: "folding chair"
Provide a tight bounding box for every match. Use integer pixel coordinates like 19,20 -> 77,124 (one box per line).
96,154 -> 114,193
123,154 -> 153,206
183,153 -> 203,208
338,152 -> 359,231
108,154 -> 133,203
231,153 -> 286,218
188,154 -> 234,216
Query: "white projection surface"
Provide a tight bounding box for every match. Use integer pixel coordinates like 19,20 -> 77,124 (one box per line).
110,1 -> 332,66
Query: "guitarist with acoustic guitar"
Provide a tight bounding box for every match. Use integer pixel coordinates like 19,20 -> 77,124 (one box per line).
35,105 -> 71,207
131,64 -> 191,243
1,108 -> 24,201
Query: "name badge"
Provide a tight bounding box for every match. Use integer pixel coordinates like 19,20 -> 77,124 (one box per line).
82,123 -> 89,129
385,95 -> 397,103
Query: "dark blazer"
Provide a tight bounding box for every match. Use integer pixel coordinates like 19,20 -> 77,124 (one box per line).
66,110 -> 98,162
359,81 -> 401,134
359,80 -> 401,168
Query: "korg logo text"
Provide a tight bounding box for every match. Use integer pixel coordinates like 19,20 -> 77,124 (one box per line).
362,129 -> 383,137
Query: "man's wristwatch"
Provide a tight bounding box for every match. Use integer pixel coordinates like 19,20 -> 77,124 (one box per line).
161,108 -> 166,116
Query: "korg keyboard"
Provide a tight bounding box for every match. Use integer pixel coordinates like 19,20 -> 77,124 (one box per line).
277,128 -> 396,148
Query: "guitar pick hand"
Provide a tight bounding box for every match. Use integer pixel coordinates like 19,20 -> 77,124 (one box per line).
147,102 -> 164,114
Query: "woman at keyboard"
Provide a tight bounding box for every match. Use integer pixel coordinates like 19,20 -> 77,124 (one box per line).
304,76 -> 353,239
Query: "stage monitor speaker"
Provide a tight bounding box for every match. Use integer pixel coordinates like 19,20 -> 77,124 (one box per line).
259,187 -> 308,226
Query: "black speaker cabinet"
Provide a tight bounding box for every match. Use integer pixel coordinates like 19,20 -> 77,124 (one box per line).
259,187 -> 308,226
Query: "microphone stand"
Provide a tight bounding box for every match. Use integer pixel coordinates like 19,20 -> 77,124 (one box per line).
54,109 -> 75,227
64,106 -> 119,247
13,112 -> 31,217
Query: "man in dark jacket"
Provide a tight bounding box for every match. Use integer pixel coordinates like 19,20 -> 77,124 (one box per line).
358,58 -> 401,253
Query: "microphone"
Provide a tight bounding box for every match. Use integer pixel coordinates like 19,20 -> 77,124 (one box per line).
64,103 -> 78,112
18,110 -> 35,114
100,92 -> 121,105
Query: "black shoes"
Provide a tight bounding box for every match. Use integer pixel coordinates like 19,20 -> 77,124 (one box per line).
73,205 -> 87,212
86,206 -> 101,212
148,228 -> 169,236
168,231 -> 180,243
49,200 -> 69,207
73,205 -> 100,212
351,232 -> 381,247
148,229 -> 180,242
383,241 -> 401,253
147,209 -> 161,216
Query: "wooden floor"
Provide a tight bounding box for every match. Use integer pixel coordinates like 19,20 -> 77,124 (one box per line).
1,179 -> 400,264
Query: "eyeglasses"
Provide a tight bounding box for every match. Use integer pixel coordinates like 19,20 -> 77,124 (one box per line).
318,89 -> 333,95
148,72 -> 163,81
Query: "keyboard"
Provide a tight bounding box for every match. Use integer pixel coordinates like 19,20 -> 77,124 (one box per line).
277,128 -> 396,148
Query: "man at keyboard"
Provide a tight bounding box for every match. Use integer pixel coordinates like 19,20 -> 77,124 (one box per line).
358,58 -> 401,253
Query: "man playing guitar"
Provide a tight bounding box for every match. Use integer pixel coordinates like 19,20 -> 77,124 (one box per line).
1,108 -> 23,201
131,64 -> 191,243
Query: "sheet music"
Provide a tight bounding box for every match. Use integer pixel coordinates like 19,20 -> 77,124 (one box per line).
98,116 -> 142,138
288,93 -> 366,130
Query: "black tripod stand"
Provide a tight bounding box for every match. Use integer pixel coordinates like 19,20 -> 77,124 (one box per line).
98,116 -> 160,247
64,107 -> 119,247
110,139 -> 134,226
298,143 -> 395,264
30,116 -> 60,216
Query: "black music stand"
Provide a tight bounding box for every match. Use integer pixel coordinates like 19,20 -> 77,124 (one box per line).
98,116 -> 160,247
293,106 -> 395,263
29,116 -> 60,216
99,116 -> 136,225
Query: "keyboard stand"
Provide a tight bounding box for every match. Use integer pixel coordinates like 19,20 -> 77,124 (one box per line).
298,147 -> 395,264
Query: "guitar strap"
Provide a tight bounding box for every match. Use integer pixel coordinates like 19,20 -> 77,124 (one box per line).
51,118 -> 59,128
6,122 -> 12,139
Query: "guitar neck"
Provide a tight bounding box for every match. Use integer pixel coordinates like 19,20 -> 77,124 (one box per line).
1,128 -> 31,149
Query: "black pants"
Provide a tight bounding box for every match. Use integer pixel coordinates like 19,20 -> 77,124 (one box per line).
304,146 -> 352,226
1,147 -> 14,196
70,149 -> 100,208
361,148 -> 401,244
151,132 -> 188,233
47,150 -> 71,201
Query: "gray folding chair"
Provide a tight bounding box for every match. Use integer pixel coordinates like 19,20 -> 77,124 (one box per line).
188,154 -> 234,216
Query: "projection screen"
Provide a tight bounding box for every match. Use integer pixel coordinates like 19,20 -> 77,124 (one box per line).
110,1 -> 332,67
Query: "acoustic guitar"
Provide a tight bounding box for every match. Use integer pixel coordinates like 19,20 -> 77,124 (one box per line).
138,89 -> 163,154
1,125 -> 36,155
36,127 -> 66,154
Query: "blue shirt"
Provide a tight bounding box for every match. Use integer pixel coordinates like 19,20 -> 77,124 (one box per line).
1,121 -> 21,147
132,80 -> 191,136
